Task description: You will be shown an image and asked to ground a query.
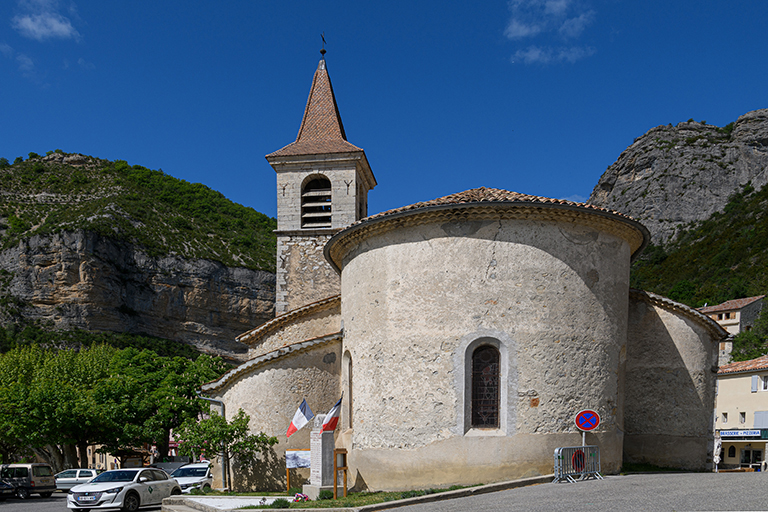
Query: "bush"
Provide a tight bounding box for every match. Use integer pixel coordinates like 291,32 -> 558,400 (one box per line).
0,158 -> 9,168
271,498 -> 290,508
28,152 -> 41,159
318,489 -> 334,500
13,157 -> 23,164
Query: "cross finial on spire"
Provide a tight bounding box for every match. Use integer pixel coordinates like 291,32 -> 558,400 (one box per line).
320,33 -> 327,58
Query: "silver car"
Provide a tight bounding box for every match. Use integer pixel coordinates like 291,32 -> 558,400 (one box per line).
67,468 -> 181,511
55,468 -> 102,491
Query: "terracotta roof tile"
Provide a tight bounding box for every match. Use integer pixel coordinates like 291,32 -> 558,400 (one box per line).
267,59 -> 362,158
356,187 -> 639,225
699,295 -> 765,314
718,354 -> 768,375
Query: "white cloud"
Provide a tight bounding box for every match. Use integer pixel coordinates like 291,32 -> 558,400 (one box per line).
504,19 -> 543,40
512,45 -> 595,64
12,0 -> 80,41
16,53 -> 35,72
0,43 -> 14,58
505,0 -> 596,65
77,57 -> 94,70
559,11 -> 594,39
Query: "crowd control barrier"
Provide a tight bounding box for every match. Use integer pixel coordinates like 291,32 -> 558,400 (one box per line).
553,445 -> 604,483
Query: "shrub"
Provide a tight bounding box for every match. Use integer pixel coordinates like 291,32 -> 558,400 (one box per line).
271,498 -> 291,508
13,157 -> 23,164
318,489 -> 334,500
28,152 -> 41,159
0,158 -> 8,168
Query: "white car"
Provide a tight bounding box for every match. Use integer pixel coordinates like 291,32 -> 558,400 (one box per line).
56,468 -> 103,491
67,468 -> 181,511
169,462 -> 213,493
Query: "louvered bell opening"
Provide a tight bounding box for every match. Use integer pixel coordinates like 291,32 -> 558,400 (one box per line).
302,178 -> 332,228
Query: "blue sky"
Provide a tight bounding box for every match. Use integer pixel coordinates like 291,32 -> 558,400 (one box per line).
2,1 -> 767,219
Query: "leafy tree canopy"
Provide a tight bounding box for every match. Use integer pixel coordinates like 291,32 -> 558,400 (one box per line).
731,307 -> 768,362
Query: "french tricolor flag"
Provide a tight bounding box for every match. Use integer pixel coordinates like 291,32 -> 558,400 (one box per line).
286,399 -> 314,438
321,397 -> 342,432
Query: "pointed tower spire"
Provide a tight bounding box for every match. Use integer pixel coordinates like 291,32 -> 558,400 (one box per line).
267,55 -> 362,157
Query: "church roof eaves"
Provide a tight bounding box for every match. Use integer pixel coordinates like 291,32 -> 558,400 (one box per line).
236,295 -> 341,345
630,289 -> 730,343
201,332 -> 342,394
325,187 -> 651,272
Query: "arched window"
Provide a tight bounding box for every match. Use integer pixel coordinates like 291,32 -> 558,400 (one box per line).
728,445 -> 736,458
471,345 -> 500,428
301,176 -> 332,228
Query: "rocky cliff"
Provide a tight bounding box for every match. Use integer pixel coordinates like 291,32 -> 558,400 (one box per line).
589,109 -> 768,244
0,231 -> 274,361
0,153 -> 277,361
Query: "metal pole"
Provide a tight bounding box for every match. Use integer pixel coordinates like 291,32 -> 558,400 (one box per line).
196,392 -> 228,490
582,430 -> 586,447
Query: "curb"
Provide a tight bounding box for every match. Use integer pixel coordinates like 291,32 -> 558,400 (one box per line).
161,474 -> 553,512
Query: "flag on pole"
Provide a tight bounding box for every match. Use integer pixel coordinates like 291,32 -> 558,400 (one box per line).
321,397 -> 342,432
286,399 -> 314,438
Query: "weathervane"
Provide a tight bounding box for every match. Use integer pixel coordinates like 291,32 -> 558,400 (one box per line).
321,33 -> 326,57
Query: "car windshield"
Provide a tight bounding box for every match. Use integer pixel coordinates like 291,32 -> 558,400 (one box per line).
90,471 -> 138,483
171,467 -> 207,477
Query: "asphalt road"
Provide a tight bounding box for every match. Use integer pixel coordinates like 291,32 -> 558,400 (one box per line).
399,473 -> 768,512
0,491 -> 161,512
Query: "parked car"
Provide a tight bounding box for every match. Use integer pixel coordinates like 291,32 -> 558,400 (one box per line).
0,463 -> 56,499
67,467 -> 181,511
0,479 -> 15,501
169,462 -> 213,493
55,468 -> 103,491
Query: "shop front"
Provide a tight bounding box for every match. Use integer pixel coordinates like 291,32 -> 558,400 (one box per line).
717,430 -> 768,470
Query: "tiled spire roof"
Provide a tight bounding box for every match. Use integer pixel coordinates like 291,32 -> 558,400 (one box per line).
267,58 -> 362,157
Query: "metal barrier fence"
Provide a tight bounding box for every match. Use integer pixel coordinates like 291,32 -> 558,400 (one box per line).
553,445 -> 604,483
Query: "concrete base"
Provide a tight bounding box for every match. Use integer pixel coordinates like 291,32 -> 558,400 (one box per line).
302,484 -> 334,500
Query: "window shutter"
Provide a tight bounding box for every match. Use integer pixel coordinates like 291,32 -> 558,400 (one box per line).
754,411 -> 768,429
752,375 -> 759,392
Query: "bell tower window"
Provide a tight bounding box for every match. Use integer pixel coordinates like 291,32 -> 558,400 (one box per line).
301,176 -> 332,228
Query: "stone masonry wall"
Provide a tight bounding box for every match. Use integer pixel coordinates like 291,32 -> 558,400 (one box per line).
212,339 -> 342,491
339,215 -> 633,488
624,293 -> 719,470
275,234 -> 339,314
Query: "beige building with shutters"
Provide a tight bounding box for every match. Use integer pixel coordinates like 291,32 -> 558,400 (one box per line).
715,355 -> 768,469
200,54 -> 729,491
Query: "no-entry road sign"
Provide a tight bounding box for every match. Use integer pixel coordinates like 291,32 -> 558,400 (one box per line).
575,409 -> 600,431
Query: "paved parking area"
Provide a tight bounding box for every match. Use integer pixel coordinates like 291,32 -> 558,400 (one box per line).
398,473 -> 768,512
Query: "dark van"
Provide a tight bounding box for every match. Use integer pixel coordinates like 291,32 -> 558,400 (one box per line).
0,463 -> 56,499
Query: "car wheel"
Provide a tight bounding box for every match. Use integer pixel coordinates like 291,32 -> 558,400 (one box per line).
16,487 -> 30,499
171,487 -> 182,495
40,492 -> 53,498
121,491 -> 140,512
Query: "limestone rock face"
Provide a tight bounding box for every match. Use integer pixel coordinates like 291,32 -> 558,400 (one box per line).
589,109 -> 768,244
0,230 -> 275,361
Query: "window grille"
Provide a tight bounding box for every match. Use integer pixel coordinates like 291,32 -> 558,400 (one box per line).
471,346 -> 500,428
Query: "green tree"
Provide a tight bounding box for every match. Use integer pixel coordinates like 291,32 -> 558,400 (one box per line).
175,409 -> 277,489
0,158 -> 9,168
731,308 -> 768,361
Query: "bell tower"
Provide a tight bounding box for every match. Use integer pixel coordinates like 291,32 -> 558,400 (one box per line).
266,54 -> 376,315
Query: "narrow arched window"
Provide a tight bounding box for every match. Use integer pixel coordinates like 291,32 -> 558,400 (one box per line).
301,176 -> 332,228
471,345 -> 500,428
728,445 -> 736,458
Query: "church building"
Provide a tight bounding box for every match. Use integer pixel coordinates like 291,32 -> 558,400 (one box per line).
201,54 -> 728,491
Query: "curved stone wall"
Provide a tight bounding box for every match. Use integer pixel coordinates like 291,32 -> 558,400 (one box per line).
337,213 -> 635,489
